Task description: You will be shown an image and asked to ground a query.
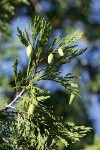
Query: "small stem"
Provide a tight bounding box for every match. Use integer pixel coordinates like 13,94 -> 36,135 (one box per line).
7,89 -> 25,107
32,62 -> 38,78
0,89 -> 25,113
36,66 -> 48,74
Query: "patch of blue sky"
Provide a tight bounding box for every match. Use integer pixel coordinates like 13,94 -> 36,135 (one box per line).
40,0 -> 53,13
89,0 -> 100,23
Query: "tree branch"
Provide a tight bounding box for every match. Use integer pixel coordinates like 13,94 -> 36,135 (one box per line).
0,89 -> 25,113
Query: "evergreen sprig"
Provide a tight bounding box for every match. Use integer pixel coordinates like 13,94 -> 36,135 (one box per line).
0,15 -> 91,149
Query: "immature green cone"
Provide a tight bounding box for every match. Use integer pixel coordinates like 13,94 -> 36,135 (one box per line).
69,93 -> 75,105
58,47 -> 64,56
28,103 -> 35,119
26,44 -> 33,58
48,53 -> 54,64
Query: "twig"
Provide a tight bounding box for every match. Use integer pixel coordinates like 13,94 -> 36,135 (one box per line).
35,66 -> 48,74
0,89 -> 25,113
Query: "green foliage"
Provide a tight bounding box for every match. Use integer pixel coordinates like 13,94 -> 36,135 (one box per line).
17,27 -> 29,47
0,0 -> 29,31
0,15 -> 91,149
0,0 -> 14,31
0,111 -> 91,150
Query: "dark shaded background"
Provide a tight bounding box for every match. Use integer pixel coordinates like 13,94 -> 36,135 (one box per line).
0,0 -> 100,149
